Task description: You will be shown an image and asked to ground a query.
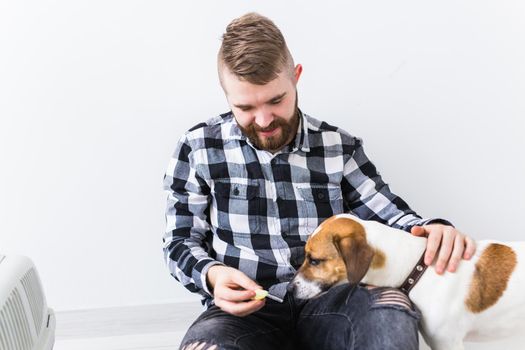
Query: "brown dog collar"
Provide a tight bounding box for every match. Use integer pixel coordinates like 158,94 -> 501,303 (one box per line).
400,252 -> 428,295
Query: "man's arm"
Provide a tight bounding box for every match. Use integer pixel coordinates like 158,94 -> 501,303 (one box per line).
342,138 -> 475,273
163,134 -> 223,298
163,134 -> 265,315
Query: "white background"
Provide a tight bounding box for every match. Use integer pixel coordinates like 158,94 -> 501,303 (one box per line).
1,0 -> 524,327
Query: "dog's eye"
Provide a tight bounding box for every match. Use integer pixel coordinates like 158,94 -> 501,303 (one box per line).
309,258 -> 321,266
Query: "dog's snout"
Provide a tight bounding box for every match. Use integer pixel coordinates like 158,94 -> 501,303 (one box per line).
286,273 -> 326,300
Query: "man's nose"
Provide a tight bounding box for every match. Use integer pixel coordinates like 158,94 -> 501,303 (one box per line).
254,108 -> 274,129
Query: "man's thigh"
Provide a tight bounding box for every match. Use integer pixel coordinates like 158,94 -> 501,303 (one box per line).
296,284 -> 421,350
180,300 -> 296,350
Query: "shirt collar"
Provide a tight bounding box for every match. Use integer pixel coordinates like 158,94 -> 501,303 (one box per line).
294,109 -> 310,153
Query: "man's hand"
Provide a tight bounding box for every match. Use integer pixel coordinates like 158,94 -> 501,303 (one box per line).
411,224 -> 476,275
207,265 -> 265,317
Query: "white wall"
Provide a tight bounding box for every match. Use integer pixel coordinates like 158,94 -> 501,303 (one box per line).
1,0 -> 524,318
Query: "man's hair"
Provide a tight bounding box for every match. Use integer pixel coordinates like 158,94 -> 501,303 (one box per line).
218,12 -> 294,86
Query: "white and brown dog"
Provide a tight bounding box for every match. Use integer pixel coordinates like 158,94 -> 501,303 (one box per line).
287,213 -> 525,350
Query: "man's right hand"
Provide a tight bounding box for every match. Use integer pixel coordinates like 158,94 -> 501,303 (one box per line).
207,265 -> 266,317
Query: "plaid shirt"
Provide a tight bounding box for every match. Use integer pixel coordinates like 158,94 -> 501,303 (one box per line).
163,111 -> 448,307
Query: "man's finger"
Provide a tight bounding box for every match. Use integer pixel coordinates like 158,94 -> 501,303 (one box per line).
424,228 -> 442,266
447,234 -> 465,273
230,270 -> 262,291
435,229 -> 455,274
464,236 -> 476,260
215,285 -> 255,302
411,226 -> 427,237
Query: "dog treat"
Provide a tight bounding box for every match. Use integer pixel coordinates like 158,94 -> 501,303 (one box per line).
253,289 -> 269,300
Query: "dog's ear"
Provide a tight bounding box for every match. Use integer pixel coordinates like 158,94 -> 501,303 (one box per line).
335,235 -> 374,285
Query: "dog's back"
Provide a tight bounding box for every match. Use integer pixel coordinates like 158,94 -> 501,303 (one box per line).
414,240 -> 525,348
466,241 -> 525,341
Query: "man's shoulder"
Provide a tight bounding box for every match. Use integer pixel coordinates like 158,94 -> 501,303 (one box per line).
182,111 -> 235,143
186,111 -> 233,134
303,113 -> 361,147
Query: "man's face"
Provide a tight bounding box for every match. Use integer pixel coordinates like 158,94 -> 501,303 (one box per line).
221,65 -> 302,153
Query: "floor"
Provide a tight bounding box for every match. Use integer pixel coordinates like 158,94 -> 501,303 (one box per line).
54,302 -> 202,350
54,302 -> 525,350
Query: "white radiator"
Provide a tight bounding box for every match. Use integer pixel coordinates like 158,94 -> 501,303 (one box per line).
0,254 -> 55,350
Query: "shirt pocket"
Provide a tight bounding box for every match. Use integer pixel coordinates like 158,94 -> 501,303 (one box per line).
212,179 -> 261,235
296,184 -> 344,232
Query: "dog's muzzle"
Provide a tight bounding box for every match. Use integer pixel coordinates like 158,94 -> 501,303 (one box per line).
287,274 -> 326,300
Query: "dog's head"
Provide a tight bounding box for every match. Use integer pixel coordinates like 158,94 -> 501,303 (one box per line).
287,215 -> 375,299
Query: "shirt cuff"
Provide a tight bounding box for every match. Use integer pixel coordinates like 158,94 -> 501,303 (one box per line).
404,218 -> 454,232
420,218 -> 454,227
199,260 -> 225,296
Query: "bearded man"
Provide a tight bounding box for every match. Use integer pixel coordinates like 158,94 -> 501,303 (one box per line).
163,12 -> 475,350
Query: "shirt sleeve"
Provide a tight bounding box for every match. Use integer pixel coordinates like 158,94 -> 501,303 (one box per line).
342,138 -> 453,232
162,134 -> 223,298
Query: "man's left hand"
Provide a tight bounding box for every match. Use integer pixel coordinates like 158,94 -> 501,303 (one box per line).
411,224 -> 476,275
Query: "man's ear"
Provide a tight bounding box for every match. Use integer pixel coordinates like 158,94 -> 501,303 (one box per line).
334,235 -> 374,285
294,64 -> 303,84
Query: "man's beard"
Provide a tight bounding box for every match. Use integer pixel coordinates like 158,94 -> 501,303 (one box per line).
237,99 -> 300,153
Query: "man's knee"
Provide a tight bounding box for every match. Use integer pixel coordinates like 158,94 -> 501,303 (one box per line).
180,311 -> 240,350
180,305 -> 290,350
365,287 -> 421,350
368,287 -> 418,313
181,342 -> 218,350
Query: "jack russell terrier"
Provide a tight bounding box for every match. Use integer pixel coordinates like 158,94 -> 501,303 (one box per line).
287,213 -> 525,350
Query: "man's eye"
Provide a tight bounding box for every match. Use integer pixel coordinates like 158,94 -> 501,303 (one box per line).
270,99 -> 282,105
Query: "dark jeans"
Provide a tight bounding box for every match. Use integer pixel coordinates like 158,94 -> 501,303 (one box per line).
180,284 -> 421,350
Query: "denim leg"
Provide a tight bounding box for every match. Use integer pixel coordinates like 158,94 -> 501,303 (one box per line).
296,284 -> 421,350
180,299 -> 297,350
363,288 -> 421,350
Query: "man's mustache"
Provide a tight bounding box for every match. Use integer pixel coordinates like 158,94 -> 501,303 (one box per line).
252,119 -> 283,132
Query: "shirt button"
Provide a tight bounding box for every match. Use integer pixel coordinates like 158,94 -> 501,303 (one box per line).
317,192 -> 325,200
233,188 -> 239,195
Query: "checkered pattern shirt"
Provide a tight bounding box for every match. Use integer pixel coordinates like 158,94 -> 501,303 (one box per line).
163,111 -> 448,307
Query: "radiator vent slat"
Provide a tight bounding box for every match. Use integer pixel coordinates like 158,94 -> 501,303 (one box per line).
13,289 -> 32,350
0,309 -> 13,350
0,290 -> 34,350
21,268 -> 44,334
